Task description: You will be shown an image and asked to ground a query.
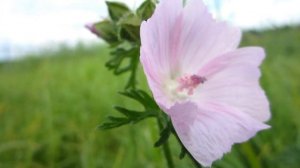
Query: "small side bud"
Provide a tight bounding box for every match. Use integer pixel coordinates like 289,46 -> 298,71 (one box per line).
85,20 -> 118,44
85,23 -> 101,37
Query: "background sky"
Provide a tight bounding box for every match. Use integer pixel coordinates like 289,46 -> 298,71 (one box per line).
0,0 -> 300,60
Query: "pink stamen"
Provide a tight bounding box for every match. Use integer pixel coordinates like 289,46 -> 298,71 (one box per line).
177,75 -> 206,95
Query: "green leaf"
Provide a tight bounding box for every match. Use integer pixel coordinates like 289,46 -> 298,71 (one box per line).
106,1 -> 131,21
154,121 -> 172,147
99,109 -> 156,130
98,92 -> 158,131
137,0 -> 156,20
105,43 -> 140,88
119,90 -> 159,110
114,106 -> 144,118
138,90 -> 160,110
92,20 -> 118,44
106,45 -> 138,74
99,116 -> 130,130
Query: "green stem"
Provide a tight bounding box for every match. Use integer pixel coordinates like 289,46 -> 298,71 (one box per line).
162,138 -> 174,168
157,118 -> 174,168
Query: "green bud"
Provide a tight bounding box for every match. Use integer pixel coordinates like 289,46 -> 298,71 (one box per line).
106,1 -> 131,22
91,20 -> 118,44
118,14 -> 142,42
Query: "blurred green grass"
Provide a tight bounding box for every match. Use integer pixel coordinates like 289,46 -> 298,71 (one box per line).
0,26 -> 300,168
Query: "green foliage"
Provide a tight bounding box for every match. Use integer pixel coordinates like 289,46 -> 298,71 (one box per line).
95,3 -> 181,165
137,0 -> 156,20
89,0 -> 156,90
1,26 -> 300,167
154,120 -> 173,147
118,13 -> 141,42
105,42 -> 140,88
99,90 -> 157,130
106,1 -> 131,21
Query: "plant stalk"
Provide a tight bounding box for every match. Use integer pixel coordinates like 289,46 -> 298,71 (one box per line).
157,118 -> 174,168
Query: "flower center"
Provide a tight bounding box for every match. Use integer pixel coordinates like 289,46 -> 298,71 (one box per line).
166,74 -> 206,102
177,75 -> 206,95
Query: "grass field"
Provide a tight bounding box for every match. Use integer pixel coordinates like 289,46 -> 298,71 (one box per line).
0,26 -> 300,168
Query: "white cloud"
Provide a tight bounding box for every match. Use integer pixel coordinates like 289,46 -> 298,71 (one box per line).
205,0 -> 300,29
0,0 -> 300,59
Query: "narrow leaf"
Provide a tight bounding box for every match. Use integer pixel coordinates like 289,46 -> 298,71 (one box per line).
154,121 -> 172,147
114,106 -> 142,117
137,0 -> 156,20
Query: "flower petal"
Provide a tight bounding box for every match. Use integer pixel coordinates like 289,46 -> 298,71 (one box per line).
196,47 -> 271,122
178,0 -> 242,74
140,0 -> 182,77
168,101 -> 269,167
198,47 -> 265,77
140,0 -> 242,108
140,0 -> 183,107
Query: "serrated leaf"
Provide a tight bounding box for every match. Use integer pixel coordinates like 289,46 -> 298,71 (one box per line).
99,103 -> 157,130
92,20 -> 118,44
106,1 -> 131,21
133,112 -> 156,124
154,121 -> 172,147
99,117 -> 130,130
103,41 -> 140,89
119,89 -> 159,110
107,116 -> 128,122
137,90 -> 159,109
115,106 -> 156,121
106,45 -> 139,75
137,0 -> 156,20
114,106 -> 143,117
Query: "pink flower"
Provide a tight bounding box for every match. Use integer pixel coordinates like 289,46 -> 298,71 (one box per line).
140,0 -> 271,166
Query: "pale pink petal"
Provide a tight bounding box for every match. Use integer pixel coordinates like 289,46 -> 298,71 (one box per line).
141,49 -> 174,107
178,0 -> 242,74
198,47 -> 265,77
168,102 -> 269,167
140,0 -> 182,77
140,0 -> 183,107
195,47 -> 271,122
140,0 -> 270,166
140,0 -> 242,108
